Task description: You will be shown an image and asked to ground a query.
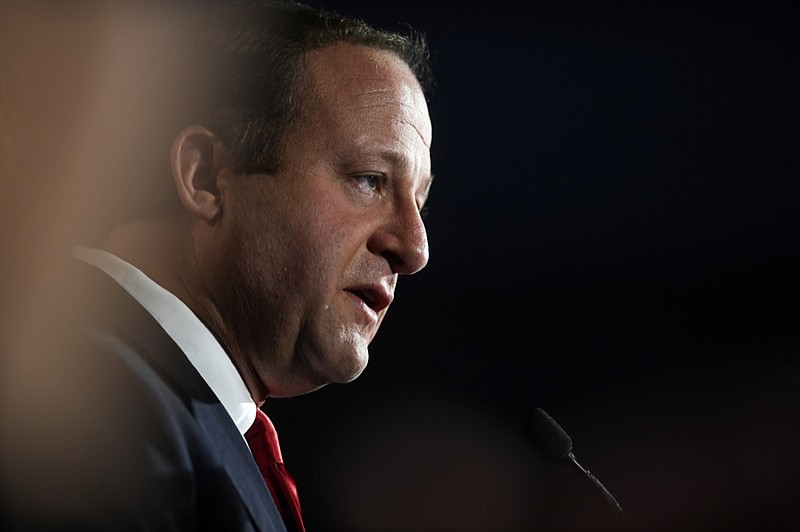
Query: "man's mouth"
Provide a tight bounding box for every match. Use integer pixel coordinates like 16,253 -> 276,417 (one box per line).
345,284 -> 393,314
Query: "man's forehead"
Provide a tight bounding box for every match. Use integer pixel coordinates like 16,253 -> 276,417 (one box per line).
303,44 -> 424,107
301,43 -> 432,143
304,42 -> 406,77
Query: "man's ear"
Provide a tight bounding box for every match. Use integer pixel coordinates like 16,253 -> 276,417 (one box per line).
170,125 -> 228,221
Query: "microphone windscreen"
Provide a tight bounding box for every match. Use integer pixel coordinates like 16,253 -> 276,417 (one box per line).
529,408 -> 573,461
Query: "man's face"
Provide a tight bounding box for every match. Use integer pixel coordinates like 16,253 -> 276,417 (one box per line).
215,44 -> 432,398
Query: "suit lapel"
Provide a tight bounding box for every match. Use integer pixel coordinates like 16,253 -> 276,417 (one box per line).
73,260 -> 286,532
193,400 -> 287,532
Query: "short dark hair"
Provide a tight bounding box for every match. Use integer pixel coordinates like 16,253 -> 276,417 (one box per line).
123,0 -> 431,222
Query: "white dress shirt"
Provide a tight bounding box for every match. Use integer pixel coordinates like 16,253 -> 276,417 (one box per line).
73,246 -> 257,437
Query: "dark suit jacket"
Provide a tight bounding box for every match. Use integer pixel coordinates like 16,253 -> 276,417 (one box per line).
2,261 -> 287,531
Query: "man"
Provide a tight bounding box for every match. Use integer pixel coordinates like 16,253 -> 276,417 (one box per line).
0,1 -> 433,530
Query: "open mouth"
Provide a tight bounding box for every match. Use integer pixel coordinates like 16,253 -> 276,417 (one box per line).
345,285 -> 392,313
347,289 -> 375,310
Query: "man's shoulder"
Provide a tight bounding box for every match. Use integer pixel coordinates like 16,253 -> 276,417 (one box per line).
41,259 -> 219,404
0,261 -> 273,531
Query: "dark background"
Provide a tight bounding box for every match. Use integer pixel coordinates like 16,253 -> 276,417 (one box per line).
268,1 -> 800,530
2,1 -> 798,530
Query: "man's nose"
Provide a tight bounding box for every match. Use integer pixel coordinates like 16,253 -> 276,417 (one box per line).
368,201 -> 429,275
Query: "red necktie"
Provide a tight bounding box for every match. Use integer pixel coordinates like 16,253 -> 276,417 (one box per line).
245,409 -> 306,532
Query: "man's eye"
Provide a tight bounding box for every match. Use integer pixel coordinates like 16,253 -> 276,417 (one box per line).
355,174 -> 380,190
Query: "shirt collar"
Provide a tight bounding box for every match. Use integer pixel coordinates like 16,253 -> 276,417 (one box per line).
73,246 -> 257,436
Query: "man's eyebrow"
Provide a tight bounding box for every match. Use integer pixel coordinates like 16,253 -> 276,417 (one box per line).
377,149 -> 433,177
355,148 -> 433,200
373,148 -> 410,170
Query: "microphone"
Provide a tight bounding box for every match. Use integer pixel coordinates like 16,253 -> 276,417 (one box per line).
529,408 -> 626,518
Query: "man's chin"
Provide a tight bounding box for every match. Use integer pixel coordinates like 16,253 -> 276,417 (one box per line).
277,358 -> 366,397
323,346 -> 370,385
332,355 -> 369,384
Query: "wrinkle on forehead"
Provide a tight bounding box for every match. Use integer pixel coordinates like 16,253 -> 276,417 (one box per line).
343,94 -> 432,149
304,45 -> 430,128
400,116 -> 432,150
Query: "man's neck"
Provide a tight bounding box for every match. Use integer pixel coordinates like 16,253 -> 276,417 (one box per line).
103,220 -> 194,306
101,219 -> 268,405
